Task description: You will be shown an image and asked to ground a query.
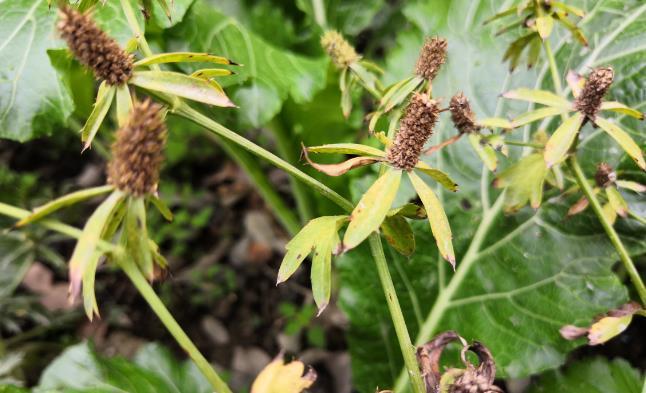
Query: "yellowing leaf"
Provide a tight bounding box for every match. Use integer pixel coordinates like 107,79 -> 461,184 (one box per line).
535,15 -> 554,40
512,106 -> 570,127
494,153 -> 548,212
277,216 -> 346,284
408,171 -> 455,267
616,180 -> 646,193
588,315 -> 633,345
134,52 -> 237,67
381,215 -> 415,257
602,202 -> 617,225
594,117 -> 646,170
414,162 -> 459,192
190,68 -> 235,79
251,358 -> 316,393
130,70 -> 236,107
468,133 -> 497,172
605,186 -> 628,217
115,84 -> 133,127
477,117 -> 513,129
343,169 -> 402,251
80,82 -> 116,151
544,113 -> 584,168
306,143 -> 386,157
600,101 -> 644,120
503,88 -> 572,109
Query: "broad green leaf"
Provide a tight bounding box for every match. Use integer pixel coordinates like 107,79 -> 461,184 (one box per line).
115,84 -> 133,127
616,180 -> 646,193
408,171 -> 454,266
134,52 -> 236,67
414,162 -> 459,192
511,106 -> 570,127
80,82 -> 116,151
0,0 -> 74,141
528,358 -> 641,393
251,357 -> 315,393
535,16 -> 554,40
599,101 -> 644,120
594,117 -> 646,170
343,169 -> 401,251
306,143 -> 386,157
381,215 -> 415,257
605,186 -> 628,217
15,185 -> 114,227
544,113 -> 584,168
130,70 -> 236,107
503,88 -> 573,109
277,216 -> 346,283
468,133 -> 497,172
0,233 -> 35,298
311,228 -> 339,313
476,117 -> 513,129
168,1 -> 327,127
68,190 -> 125,300
495,153 -> 549,211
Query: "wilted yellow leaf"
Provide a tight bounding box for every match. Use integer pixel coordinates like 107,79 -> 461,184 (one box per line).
251,358 -> 316,393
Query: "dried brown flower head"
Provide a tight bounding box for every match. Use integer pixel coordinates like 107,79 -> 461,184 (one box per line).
415,37 -> 448,81
107,99 -> 167,196
449,342 -> 503,393
57,6 -> 134,85
321,31 -> 360,69
594,162 -> 616,188
574,67 -> 614,119
387,93 -> 439,170
450,93 -> 479,134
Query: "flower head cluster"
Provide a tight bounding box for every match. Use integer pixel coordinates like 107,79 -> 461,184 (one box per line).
321,30 -> 360,69
449,93 -> 479,134
574,67 -> 614,119
415,37 -> 448,81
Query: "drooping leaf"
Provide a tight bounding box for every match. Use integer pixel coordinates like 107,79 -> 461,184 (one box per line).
616,180 -> 646,193
134,52 -> 236,67
414,162 -> 459,192
149,195 -> 173,221
381,215 -> 415,257
303,154 -> 381,176
311,226 -> 340,313
0,233 -> 35,298
80,82 -> 116,151
544,113 -> 584,168
600,101 -> 644,120
251,357 -> 316,393
594,117 -> 645,170
605,186 -> 628,217
379,76 -> 424,113
306,143 -> 386,157
477,117 -> 513,129
408,171 -> 455,266
343,169 -> 402,251
503,88 -> 573,109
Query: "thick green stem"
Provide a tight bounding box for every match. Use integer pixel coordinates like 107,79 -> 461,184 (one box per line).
568,156 -> 646,305
543,39 -> 562,95
369,233 -> 426,393
118,257 -> 232,393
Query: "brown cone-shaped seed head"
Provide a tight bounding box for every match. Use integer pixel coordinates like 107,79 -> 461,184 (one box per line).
574,67 -> 614,119
594,162 -> 616,188
57,6 -> 133,85
387,93 -> 439,170
450,92 -> 479,134
415,37 -> 448,81
107,99 -> 167,196
321,31 -> 360,69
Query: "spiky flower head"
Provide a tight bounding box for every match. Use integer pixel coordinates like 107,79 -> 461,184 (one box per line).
595,162 -> 616,188
415,37 -> 448,81
575,67 -> 614,119
387,93 -> 439,170
57,6 -> 134,85
449,93 -> 479,134
321,31 -> 360,69
107,99 -> 167,196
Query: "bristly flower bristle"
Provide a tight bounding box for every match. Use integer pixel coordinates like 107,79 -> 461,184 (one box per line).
415,37 -> 448,81
574,67 -> 614,119
321,31 -> 360,69
387,93 -> 439,170
594,162 -> 616,188
57,6 -> 133,85
449,92 -> 479,134
108,99 -> 167,196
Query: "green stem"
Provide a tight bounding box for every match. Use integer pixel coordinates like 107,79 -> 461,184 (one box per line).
543,38 -> 562,95
568,156 -> 646,305
628,210 -> 646,226
369,233 -> 426,393
117,257 -> 232,393
0,201 -> 234,392
394,194 -> 506,392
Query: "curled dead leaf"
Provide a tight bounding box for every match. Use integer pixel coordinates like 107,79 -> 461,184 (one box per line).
301,145 -> 381,176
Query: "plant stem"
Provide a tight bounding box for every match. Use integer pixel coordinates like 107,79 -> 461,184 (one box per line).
0,202 -> 234,393
117,257 -> 232,393
369,233 -> 426,393
543,40 -> 562,94
568,156 -> 646,305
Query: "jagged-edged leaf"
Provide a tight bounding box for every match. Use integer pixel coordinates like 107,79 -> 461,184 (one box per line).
306,143 -> 386,157
605,186 -> 628,217
381,215 -> 415,257
408,171 -> 454,266
477,117 -> 513,129
511,106 -> 570,127
495,153 -> 549,211
134,52 -> 236,67
115,84 -> 133,127
544,113 -> 584,168
599,101 -> 644,120
528,358 -> 641,393
414,162 -> 459,192
468,133 -> 497,172
16,185 -> 114,227
80,82 -> 116,151
130,70 -> 236,107
503,88 -> 572,109
277,216 -> 346,284
594,117 -> 646,170
343,169 -> 401,251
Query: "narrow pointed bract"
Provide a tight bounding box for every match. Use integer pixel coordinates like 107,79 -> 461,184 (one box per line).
387,93 -> 439,170
415,37 -> 447,81
107,99 -> 167,196
57,6 -> 134,85
575,67 -> 614,119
